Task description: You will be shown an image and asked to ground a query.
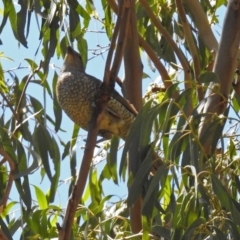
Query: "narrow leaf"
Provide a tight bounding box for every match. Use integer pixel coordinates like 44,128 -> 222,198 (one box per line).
199,71 -> 219,83
33,185 -> 48,209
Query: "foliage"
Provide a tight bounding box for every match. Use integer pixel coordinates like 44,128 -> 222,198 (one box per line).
1,0 -> 240,239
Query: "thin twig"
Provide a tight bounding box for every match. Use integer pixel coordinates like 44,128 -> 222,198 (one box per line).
0,146 -> 16,174
0,91 -> 18,119
138,35 -> 175,89
3,66 -> 29,73
86,30 -> 106,33
139,0 -> 192,87
16,61 -> 42,117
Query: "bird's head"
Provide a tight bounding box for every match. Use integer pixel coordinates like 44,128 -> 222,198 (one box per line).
61,46 -> 85,72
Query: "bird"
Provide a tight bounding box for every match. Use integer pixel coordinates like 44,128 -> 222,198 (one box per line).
57,46 -> 163,172
56,46 -> 137,140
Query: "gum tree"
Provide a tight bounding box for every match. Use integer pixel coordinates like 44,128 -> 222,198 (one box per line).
1,0 -> 240,239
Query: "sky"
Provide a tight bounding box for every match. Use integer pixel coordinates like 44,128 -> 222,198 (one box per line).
0,1 -> 226,238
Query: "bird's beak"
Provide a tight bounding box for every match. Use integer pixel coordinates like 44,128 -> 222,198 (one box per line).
63,46 -> 75,64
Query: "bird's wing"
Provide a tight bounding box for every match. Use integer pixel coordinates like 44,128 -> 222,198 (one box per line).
111,90 -> 138,116
86,74 -> 138,117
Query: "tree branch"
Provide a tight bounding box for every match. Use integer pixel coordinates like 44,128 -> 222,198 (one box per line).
138,35 -> 176,94
0,229 -> 8,240
59,1 -> 131,239
108,0 -> 177,95
139,0 -> 192,89
59,102 -> 105,239
184,0 -> 218,51
176,0 -> 204,101
122,0 -> 143,233
198,0 -> 240,155
105,0 -> 131,84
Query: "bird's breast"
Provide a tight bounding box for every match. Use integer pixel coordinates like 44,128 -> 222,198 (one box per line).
56,72 -> 96,130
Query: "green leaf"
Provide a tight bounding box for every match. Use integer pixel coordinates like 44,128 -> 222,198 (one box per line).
120,100 -> 152,176
104,4 -> 113,38
210,106 -> 229,154
22,175 -> 32,208
14,147 -> 41,178
88,168 -> 102,214
62,141 -> 70,160
107,136 -> 119,184
69,3 -> 81,41
30,210 -> 42,234
69,124 -> 80,182
34,125 -> 52,181
0,0 -> 17,43
0,63 -> 8,93
212,226 -> 229,239
1,202 -> 17,218
72,124 -> 80,146
159,98 -> 174,136
173,193 -> 191,228
142,72 -> 151,79
45,1 -> 57,28
182,217 -> 206,239
8,218 -> 22,236
77,36 -> 88,66
225,218 -> 240,239
48,135 -> 61,203
14,137 -> 32,208
142,215 -> 151,238
127,147 -> 153,207
76,4 -> 91,22
30,96 -> 43,113
0,52 -> 13,61
33,185 -> 48,209
17,113 -> 33,142
0,165 -> 7,198
199,71 -> 219,83
24,58 -> 38,70
152,225 -> 171,239
211,174 -> 231,209
25,6 -> 32,38
52,71 -> 62,132
99,162 -> 112,181
143,164 -> 169,209
169,126 -> 189,163
199,113 -> 227,155
16,0 -> 28,47
40,209 -> 48,238
171,228 -> 184,240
